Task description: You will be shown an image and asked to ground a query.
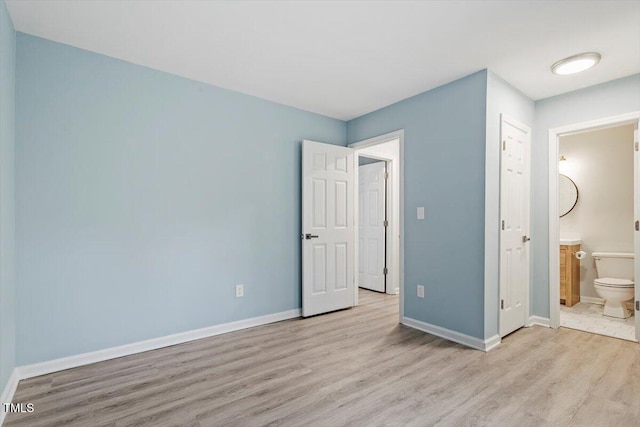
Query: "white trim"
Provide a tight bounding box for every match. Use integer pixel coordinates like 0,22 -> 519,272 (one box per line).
580,296 -> 605,305
402,317 -> 501,352
527,316 -> 551,328
549,127 -> 560,329
15,309 -> 300,381
352,139 -> 400,296
550,112 -> 640,137
484,334 -> 502,351
0,369 -> 20,426
349,130 -> 404,150
579,296 -> 634,310
349,130 -> 405,317
501,114 -> 531,134
548,111 -> 640,330
634,121 -> 639,342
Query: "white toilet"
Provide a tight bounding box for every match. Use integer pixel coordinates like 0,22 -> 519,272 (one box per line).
592,252 -> 634,318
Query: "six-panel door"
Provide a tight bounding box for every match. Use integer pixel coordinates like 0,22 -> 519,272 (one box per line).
302,140 -> 355,317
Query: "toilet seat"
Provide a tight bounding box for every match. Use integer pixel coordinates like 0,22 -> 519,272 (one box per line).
594,277 -> 634,288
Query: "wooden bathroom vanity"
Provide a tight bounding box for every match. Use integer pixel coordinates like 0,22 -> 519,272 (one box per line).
560,243 -> 581,307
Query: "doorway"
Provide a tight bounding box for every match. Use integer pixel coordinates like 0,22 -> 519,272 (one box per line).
300,130 -> 404,320
548,112 -> 640,342
350,131 -> 404,316
358,158 -> 387,293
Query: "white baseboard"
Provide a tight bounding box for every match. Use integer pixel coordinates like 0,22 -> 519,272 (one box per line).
0,369 -> 19,426
580,296 -> 605,305
528,316 -> 551,328
580,296 -> 634,310
16,309 -> 301,381
483,334 -> 502,351
401,317 -> 500,352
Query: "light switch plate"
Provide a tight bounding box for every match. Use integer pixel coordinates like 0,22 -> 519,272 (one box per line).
417,285 -> 425,298
417,207 -> 425,220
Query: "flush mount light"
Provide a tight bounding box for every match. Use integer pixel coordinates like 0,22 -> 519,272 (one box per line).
551,52 -> 601,75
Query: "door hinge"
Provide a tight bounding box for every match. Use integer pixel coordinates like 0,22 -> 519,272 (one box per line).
383,267 -> 388,275
636,220 -> 639,231
636,300 -> 639,311
502,140 -> 506,150
383,220 -> 389,227
635,142 -> 639,151
384,172 -> 389,179
501,220 -> 505,230
501,299 -> 504,309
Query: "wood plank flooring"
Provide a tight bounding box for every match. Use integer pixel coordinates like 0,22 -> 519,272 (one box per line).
5,289 -> 640,426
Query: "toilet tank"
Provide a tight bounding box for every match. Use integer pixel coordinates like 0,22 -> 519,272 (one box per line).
592,252 -> 634,280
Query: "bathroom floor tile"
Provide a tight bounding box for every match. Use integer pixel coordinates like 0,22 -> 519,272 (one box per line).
560,302 -> 636,342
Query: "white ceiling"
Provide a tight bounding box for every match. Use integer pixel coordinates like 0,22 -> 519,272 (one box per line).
6,0 -> 640,120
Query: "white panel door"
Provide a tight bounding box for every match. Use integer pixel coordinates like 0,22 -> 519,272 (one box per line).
634,121 -> 640,341
302,140 -> 355,317
499,117 -> 531,337
358,161 -> 386,292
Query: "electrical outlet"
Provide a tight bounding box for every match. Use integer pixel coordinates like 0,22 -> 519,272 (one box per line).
417,285 -> 425,298
235,284 -> 244,298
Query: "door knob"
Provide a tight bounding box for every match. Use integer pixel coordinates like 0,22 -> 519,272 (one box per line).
305,234 -> 319,240
522,236 -> 531,243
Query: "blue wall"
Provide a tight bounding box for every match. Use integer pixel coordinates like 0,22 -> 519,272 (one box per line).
484,72 -> 535,338
531,74 -> 640,318
15,34 -> 346,365
347,71 -> 488,339
0,0 -> 16,393
10,23 -> 638,369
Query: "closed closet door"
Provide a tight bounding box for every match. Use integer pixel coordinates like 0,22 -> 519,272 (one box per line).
499,117 -> 531,337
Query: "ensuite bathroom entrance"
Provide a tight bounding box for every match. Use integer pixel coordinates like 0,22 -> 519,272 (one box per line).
555,121 -> 638,342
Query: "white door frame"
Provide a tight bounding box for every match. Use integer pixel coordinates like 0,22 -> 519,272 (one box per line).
548,111 -> 640,334
349,130 -> 404,319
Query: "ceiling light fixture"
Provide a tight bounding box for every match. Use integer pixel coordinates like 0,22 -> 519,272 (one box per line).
551,52 -> 601,75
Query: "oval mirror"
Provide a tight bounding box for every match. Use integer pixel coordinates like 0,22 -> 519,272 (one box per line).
559,174 -> 578,217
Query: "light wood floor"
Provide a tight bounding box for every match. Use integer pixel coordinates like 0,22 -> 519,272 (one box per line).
6,289 -> 640,427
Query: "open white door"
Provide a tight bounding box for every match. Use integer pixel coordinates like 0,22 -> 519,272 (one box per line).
634,121 -> 640,341
499,116 -> 531,337
358,161 -> 386,292
302,140 -> 355,317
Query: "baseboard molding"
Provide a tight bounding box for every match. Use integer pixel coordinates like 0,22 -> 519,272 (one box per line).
580,296 -> 634,310
0,369 -> 20,426
401,317 -> 500,352
528,316 -> 551,328
580,296 -> 605,305
483,334 -> 502,351
16,308 -> 301,381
